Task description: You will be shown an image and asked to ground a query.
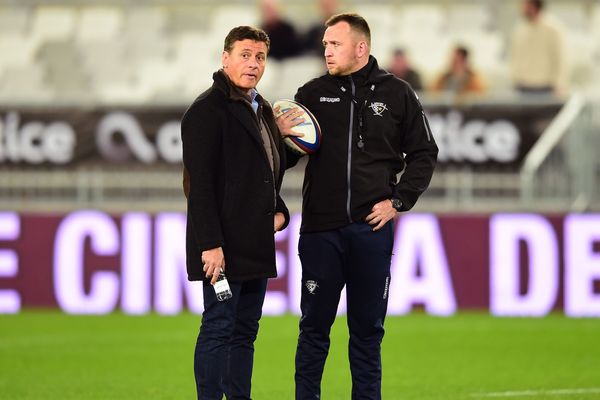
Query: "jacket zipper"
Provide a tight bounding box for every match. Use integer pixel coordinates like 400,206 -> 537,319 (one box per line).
346,77 -> 356,223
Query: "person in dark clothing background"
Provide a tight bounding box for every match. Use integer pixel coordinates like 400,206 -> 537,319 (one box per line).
387,48 -> 423,91
181,25 -> 289,400
301,0 -> 339,56
259,0 -> 301,60
276,13 -> 438,400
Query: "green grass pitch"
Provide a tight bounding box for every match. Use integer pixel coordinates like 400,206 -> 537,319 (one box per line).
1,311 -> 599,399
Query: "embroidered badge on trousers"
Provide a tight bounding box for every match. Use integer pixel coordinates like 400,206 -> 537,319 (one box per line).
305,280 -> 318,294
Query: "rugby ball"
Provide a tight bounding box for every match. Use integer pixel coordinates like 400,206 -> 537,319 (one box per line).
273,99 -> 322,155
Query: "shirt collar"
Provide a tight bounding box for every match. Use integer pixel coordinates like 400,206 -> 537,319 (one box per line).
249,88 -> 258,101
249,88 -> 259,114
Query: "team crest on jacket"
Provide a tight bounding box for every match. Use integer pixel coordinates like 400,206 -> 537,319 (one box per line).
305,280 -> 318,294
370,102 -> 388,117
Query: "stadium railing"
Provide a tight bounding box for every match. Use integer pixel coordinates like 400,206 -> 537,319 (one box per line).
520,93 -> 595,211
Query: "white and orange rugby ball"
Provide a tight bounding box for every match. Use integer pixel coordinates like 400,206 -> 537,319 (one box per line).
273,99 -> 322,155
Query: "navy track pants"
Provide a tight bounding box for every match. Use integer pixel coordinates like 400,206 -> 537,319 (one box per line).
295,221 -> 394,400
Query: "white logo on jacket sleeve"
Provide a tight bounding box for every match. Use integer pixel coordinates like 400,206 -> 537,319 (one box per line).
370,102 -> 388,117
319,97 -> 341,103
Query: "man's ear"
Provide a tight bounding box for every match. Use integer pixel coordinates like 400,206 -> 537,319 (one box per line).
357,41 -> 369,58
222,51 -> 229,69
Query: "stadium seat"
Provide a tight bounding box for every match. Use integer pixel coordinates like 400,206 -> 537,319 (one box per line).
209,5 -> 259,43
448,31 -> 503,72
0,34 -> 38,71
36,40 -> 88,98
0,7 -> 29,34
124,6 -> 168,36
446,4 -> 492,33
30,6 -> 77,43
173,32 -> 220,60
177,55 -> 222,100
256,59 -> 282,99
354,4 -> 396,61
138,58 -> 182,97
171,32 -> 221,97
353,4 -> 396,33
79,40 -> 128,70
590,4 -> 600,60
265,56 -> 324,100
125,33 -> 171,62
76,6 -> 124,42
548,3 -> 588,33
400,33 -> 452,84
566,32 -> 595,90
397,4 -> 444,37
0,64 -> 54,101
83,40 -> 135,101
281,57 -> 323,83
36,40 -> 79,66
95,81 -> 152,104
167,5 -> 213,35
484,65 -> 512,94
86,54 -> 133,86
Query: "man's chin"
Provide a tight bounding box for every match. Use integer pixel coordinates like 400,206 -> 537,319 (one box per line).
239,82 -> 258,91
242,78 -> 259,88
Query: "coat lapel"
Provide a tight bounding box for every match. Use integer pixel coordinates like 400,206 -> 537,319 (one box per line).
217,71 -> 278,180
228,102 -> 275,175
213,70 -> 263,148
262,102 -> 282,184
228,102 -> 263,146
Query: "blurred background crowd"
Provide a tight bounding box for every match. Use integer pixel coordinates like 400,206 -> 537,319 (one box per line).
0,0 -> 599,104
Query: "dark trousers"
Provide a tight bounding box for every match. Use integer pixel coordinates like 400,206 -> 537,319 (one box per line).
194,278 -> 267,400
295,222 -> 394,400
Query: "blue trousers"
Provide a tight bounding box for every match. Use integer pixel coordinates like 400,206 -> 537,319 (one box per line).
194,278 -> 267,400
295,222 -> 394,400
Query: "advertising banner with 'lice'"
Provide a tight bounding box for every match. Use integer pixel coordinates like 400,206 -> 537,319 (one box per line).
0,103 -> 560,169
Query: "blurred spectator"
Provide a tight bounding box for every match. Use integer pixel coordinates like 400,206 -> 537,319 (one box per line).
510,0 -> 568,95
260,0 -> 301,60
431,46 -> 486,95
387,48 -> 423,91
302,0 -> 339,56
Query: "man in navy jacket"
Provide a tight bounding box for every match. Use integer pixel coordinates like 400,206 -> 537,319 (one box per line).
277,13 -> 438,399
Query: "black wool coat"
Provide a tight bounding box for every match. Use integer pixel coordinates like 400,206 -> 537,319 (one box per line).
181,70 -> 290,282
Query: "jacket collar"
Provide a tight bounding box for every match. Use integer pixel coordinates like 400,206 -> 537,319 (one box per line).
213,69 -> 265,108
350,57 -> 372,84
329,55 -> 393,86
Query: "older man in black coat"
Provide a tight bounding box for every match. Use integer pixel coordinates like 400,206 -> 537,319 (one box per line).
181,26 -> 289,400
